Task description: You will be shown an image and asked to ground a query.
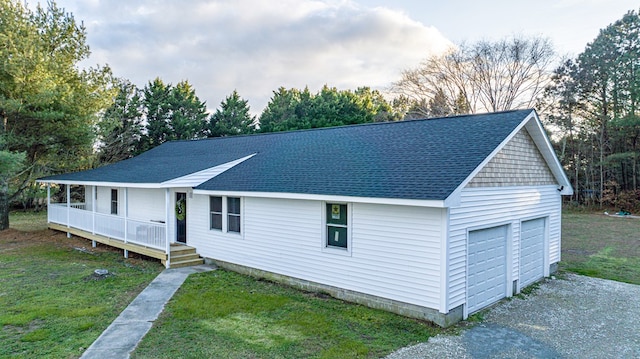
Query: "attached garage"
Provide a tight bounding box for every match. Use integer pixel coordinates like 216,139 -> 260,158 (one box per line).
519,218 -> 546,288
467,225 -> 508,314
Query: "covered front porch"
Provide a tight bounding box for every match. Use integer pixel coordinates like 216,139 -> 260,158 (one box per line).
43,183 -> 201,268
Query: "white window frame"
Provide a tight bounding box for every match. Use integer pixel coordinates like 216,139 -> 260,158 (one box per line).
110,188 -> 118,215
209,195 -> 243,237
209,196 -> 223,231
227,197 -> 242,234
321,201 -> 352,256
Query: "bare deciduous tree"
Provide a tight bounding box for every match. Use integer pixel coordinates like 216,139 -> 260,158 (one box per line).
392,35 -> 555,117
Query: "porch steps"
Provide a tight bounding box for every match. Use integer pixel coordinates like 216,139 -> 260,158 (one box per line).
164,244 -> 204,268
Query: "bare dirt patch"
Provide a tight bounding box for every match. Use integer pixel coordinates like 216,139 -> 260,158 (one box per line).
1,229 -> 109,254
0,228 -> 159,267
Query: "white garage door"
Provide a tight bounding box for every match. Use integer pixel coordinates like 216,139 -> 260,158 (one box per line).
520,218 -> 545,288
467,225 -> 508,314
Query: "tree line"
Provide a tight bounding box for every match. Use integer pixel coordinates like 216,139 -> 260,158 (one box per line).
1,0 -> 639,229
542,10 -> 640,210
97,81 -> 398,164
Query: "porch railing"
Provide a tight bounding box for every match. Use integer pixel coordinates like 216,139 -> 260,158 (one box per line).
48,203 -> 167,250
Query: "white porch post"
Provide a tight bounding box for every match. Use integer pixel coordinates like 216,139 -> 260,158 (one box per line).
92,186 -> 96,247
165,188 -> 170,268
46,184 -> 50,224
66,184 -> 71,238
123,188 -> 128,259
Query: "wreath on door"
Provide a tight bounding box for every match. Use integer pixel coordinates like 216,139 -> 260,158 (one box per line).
175,198 -> 186,221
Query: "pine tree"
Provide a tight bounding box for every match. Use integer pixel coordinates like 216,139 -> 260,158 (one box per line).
208,90 -> 256,137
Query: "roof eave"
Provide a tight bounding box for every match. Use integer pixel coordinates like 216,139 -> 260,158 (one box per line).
35,179 -> 165,188
192,189 -> 448,208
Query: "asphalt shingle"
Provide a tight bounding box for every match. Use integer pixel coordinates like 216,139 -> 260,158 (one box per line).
42,109 -> 533,201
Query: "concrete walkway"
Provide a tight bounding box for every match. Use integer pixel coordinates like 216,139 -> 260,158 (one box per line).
81,265 -> 216,359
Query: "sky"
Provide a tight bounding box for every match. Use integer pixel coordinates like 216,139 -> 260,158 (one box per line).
52,0 -> 638,114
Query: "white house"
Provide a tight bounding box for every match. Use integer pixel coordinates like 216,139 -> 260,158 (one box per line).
39,109 -> 572,326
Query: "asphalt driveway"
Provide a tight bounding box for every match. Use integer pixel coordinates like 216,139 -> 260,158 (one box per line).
386,273 -> 640,359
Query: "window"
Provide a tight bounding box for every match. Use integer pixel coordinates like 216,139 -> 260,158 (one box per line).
227,197 -> 241,233
110,189 -> 118,215
326,203 -> 347,249
209,196 -> 222,230
209,196 -> 241,234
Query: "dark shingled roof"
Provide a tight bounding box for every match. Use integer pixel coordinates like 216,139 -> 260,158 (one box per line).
42,109 -> 534,201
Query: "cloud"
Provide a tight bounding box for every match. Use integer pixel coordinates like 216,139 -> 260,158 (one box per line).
62,0 -> 452,113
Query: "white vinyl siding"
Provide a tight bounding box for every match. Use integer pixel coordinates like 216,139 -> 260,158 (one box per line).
96,187 -> 116,215
84,185 -> 94,210
127,188 -> 166,222
447,185 -> 562,311
95,187 -> 166,221
188,195 -> 445,309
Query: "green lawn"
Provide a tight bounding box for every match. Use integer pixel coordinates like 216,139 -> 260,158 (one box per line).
9,210 -> 48,231
3,210 -> 638,358
131,270 -> 442,359
0,211 -> 164,358
560,211 -> 640,285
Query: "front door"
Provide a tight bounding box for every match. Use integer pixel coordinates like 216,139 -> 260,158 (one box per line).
176,192 -> 187,243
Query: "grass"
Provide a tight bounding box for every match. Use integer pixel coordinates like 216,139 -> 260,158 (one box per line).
560,211 -> 640,285
9,210 -> 48,231
0,211 -> 164,358
3,209 -> 637,357
131,270 -> 442,359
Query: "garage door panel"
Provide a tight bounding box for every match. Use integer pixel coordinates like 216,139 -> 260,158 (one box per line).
467,225 -> 507,314
520,218 -> 545,287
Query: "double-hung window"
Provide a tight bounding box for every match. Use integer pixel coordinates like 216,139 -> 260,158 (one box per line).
210,196 -> 222,230
110,189 -> 118,215
227,197 -> 241,233
209,196 -> 241,234
326,203 -> 347,249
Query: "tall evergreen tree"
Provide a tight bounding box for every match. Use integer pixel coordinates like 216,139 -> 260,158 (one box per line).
139,78 -> 207,151
170,80 -> 208,140
259,87 -> 303,133
0,0 -> 112,229
208,90 -> 256,137
97,80 -> 143,164
140,78 -> 172,151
